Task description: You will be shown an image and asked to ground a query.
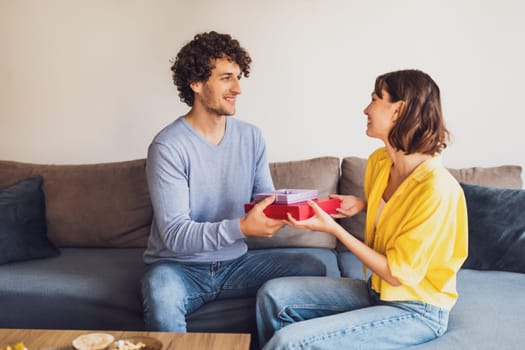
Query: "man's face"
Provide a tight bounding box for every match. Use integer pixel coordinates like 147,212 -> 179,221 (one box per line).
193,57 -> 242,117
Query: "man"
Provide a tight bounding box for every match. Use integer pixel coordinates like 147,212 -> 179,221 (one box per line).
141,31 -> 326,332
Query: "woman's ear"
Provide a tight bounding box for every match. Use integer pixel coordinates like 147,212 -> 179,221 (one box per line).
392,100 -> 405,122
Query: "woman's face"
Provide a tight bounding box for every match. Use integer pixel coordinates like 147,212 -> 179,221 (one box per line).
363,89 -> 400,143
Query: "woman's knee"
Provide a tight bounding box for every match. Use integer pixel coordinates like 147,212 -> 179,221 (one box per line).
257,277 -> 309,308
257,278 -> 281,303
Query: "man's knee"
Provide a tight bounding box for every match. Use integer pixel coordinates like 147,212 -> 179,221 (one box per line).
142,263 -> 186,296
141,263 -> 188,331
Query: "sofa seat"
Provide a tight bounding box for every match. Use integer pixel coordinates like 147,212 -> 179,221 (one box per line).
0,247 -> 339,334
338,251 -> 525,349
0,248 -> 147,331
410,269 -> 525,349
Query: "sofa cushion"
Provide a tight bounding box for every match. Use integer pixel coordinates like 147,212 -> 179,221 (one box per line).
338,156 -> 523,245
247,157 -> 340,249
448,165 -> 523,189
0,176 -> 59,265
408,269 -> 525,349
0,248 -> 147,331
337,157 -> 368,245
460,183 -> 525,273
337,251 -> 365,279
0,160 -> 152,248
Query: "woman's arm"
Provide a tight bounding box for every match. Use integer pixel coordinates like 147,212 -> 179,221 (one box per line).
334,224 -> 400,286
285,200 -> 401,286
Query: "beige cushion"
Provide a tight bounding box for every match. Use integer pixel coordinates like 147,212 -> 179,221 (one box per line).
337,156 -> 523,248
246,157 -> 340,249
447,166 -> 523,189
0,160 -> 152,248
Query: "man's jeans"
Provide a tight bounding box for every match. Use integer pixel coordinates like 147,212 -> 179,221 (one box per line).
257,277 -> 449,350
141,250 -> 327,331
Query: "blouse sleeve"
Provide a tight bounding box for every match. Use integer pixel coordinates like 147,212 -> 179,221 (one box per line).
386,186 -> 467,286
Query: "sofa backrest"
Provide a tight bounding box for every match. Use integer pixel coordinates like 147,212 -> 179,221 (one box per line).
0,157 -> 341,249
1,157 -> 522,249
0,159 -> 152,248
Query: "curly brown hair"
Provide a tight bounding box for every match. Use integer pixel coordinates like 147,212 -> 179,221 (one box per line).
374,69 -> 450,155
171,31 -> 252,107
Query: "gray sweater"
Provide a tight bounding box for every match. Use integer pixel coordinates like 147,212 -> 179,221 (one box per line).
144,116 -> 274,263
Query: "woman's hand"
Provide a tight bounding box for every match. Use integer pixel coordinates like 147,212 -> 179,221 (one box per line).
284,200 -> 340,236
329,194 -> 366,218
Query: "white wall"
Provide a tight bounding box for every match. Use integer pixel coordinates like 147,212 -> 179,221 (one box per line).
1,0 -> 524,184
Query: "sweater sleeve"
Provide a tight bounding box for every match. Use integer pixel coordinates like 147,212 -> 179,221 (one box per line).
146,142 -> 245,254
252,129 -> 275,195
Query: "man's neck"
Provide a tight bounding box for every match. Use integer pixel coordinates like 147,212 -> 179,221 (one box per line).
184,108 -> 227,145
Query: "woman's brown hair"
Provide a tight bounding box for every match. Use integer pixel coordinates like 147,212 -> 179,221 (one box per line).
374,69 -> 450,155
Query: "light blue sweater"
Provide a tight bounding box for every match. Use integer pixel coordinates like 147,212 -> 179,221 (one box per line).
143,116 -> 274,263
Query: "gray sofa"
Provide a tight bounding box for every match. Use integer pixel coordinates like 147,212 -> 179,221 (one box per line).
0,156 -> 524,350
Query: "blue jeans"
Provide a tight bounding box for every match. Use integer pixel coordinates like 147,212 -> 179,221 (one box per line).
257,277 -> 449,350
141,251 -> 327,331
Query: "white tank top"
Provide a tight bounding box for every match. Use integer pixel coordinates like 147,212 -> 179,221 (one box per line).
375,198 -> 386,227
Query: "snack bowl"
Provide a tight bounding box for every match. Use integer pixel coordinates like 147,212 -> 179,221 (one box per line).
72,333 -> 115,350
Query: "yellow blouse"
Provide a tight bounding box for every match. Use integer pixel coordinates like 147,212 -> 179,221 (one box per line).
364,148 -> 468,310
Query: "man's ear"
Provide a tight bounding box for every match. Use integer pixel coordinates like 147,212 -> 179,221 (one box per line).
190,81 -> 202,94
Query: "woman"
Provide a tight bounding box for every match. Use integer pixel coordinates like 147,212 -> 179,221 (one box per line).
256,69 -> 468,350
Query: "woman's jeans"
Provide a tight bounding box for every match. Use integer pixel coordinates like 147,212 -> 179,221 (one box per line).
257,277 -> 449,350
141,250 -> 327,331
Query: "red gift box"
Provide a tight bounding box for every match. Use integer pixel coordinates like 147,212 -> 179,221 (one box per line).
244,198 -> 341,220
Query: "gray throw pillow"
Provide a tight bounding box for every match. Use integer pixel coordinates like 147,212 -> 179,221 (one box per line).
460,183 -> 525,273
0,176 -> 59,265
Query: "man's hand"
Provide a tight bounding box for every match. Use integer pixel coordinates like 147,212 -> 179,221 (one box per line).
240,195 -> 285,238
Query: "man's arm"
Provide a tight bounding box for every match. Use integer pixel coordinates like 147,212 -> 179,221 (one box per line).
146,142 -> 245,254
251,131 -> 275,195
146,141 -> 283,254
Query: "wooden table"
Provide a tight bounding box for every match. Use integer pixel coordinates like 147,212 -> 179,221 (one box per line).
0,329 -> 250,350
